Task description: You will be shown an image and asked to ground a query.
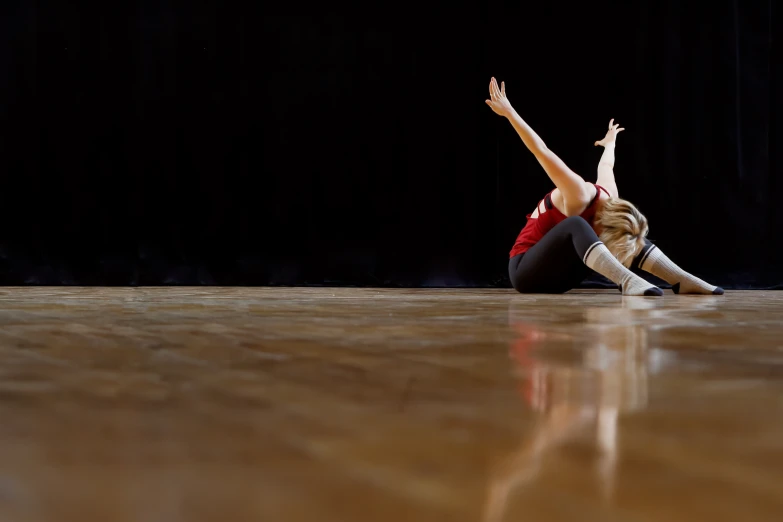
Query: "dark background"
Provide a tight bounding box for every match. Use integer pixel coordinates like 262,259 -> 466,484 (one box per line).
0,1 -> 778,288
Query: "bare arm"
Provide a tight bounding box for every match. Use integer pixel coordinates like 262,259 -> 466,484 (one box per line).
594,119 -> 624,198
486,78 -> 591,210
596,142 -> 619,198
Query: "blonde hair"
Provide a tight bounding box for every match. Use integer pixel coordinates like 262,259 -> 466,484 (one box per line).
595,197 -> 649,267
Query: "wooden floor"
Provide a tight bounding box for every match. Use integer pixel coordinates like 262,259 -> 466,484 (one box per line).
0,287 -> 781,521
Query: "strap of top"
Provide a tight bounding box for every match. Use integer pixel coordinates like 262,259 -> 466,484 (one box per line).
594,183 -> 611,197
544,192 -> 554,210
588,183 -> 610,208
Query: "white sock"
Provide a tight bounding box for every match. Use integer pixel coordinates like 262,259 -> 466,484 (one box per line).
583,242 -> 663,296
638,246 -> 724,295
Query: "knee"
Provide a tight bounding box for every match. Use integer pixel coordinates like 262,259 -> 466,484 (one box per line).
562,215 -> 590,228
561,215 -> 600,254
562,215 -> 595,235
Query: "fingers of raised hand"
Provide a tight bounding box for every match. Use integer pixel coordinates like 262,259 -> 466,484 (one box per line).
609,118 -> 614,129
490,77 -> 504,100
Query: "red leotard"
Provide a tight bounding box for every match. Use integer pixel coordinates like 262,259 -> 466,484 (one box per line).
509,183 -> 611,258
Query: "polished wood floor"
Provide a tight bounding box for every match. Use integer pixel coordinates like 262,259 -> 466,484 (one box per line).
0,287 -> 781,521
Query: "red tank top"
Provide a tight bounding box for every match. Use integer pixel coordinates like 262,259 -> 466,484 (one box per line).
509,183 -> 610,258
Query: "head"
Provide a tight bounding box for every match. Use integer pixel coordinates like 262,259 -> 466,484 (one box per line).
594,197 -> 649,267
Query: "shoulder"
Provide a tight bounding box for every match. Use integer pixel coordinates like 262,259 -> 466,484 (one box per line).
551,183 -> 597,216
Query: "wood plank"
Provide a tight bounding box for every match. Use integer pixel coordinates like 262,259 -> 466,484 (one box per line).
0,288 -> 780,521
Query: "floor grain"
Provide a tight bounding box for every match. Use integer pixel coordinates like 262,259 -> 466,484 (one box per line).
0,287 -> 780,521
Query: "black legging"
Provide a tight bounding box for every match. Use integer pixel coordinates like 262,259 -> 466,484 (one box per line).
508,216 -> 655,294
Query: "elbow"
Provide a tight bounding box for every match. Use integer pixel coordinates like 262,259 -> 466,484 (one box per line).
532,141 -> 549,158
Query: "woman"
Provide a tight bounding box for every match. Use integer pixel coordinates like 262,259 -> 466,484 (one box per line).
485,77 -> 723,296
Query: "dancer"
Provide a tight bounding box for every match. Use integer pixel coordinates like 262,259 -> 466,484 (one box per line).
485,77 -> 723,296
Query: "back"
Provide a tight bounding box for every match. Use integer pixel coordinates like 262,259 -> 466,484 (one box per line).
509,184 -> 610,258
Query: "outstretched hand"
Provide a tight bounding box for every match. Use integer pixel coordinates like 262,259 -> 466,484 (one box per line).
485,77 -> 513,117
595,119 -> 624,146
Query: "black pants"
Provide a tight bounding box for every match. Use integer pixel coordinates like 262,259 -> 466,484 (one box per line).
508,216 -> 654,294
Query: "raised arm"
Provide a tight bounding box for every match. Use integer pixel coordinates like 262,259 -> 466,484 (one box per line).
486,78 -> 591,211
594,119 -> 624,198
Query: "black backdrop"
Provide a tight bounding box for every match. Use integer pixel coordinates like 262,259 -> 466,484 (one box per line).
0,1 -> 779,288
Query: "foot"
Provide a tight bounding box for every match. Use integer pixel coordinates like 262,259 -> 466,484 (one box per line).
622,285 -> 663,297
671,277 -> 724,295
620,276 -> 664,297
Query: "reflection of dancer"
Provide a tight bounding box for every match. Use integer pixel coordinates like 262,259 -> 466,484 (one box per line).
485,77 -> 723,296
483,302 -> 651,522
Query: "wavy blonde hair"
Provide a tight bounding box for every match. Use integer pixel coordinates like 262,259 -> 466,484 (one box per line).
595,198 -> 649,267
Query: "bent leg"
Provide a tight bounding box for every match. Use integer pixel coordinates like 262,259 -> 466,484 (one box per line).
510,216 -> 662,296
509,217 -> 594,294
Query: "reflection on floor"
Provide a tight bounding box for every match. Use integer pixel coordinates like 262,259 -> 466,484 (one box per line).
0,287 -> 781,522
